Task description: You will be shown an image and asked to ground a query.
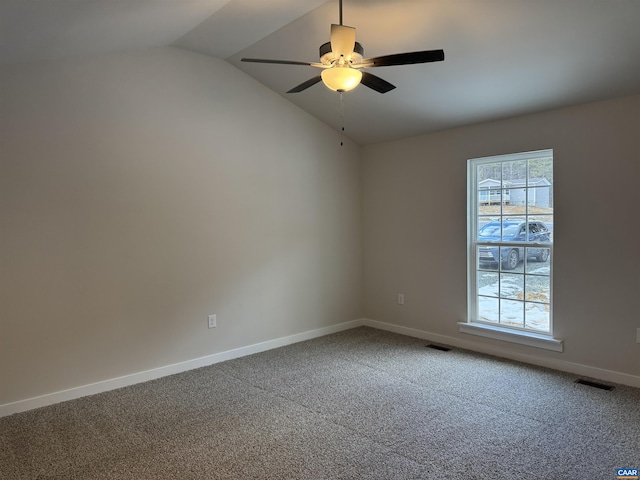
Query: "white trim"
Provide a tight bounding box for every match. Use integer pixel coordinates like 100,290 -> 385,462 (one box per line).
458,322 -> 563,352
0,319 -> 365,418
4,317 -> 637,417
469,149 -> 554,165
363,318 -> 639,388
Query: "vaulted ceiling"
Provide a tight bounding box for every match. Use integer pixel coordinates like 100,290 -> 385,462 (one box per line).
2,0 -> 640,145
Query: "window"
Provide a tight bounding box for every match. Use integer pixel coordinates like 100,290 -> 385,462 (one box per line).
463,150 -> 561,351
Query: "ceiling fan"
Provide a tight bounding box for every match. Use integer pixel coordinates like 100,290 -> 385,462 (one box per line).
241,0 -> 444,94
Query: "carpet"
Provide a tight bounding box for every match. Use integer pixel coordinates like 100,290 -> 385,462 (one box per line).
1,327 -> 638,479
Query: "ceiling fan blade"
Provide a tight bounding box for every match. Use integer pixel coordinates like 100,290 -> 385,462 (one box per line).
242,58 -> 320,67
362,49 -> 445,67
330,24 -> 356,61
360,72 -> 396,94
287,76 -> 323,93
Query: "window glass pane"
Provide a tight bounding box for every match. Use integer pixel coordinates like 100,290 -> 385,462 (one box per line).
502,160 -> 527,186
477,245 -> 499,270
532,216 -> 553,243
525,302 -> 550,332
478,296 -> 499,323
499,246 -> 524,272
508,187 -> 527,207
477,185 -> 501,200
500,273 -> 523,300
525,247 -> 551,272
478,271 -> 499,297
477,162 -> 502,184
479,203 -> 500,216
528,157 -> 553,185
526,186 -> 552,212
479,222 -> 526,243
525,274 -> 550,304
500,299 -> 524,327
477,215 -> 500,229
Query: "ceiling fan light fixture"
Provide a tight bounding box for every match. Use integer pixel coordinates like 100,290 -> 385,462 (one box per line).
321,66 -> 362,92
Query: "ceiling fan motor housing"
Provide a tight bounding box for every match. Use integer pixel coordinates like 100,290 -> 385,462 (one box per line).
320,41 -> 364,65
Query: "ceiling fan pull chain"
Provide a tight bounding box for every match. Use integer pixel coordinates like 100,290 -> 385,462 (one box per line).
340,91 -> 345,146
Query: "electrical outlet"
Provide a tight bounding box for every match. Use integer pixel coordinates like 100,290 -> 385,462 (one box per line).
397,293 -> 405,305
636,328 -> 640,344
208,314 -> 217,329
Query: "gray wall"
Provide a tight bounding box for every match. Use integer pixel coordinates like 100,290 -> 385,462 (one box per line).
0,47 -> 363,405
363,95 -> 640,379
2,45 -> 638,409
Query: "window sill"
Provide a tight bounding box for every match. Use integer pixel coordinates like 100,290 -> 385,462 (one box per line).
458,322 -> 563,352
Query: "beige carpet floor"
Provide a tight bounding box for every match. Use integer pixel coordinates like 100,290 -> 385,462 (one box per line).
1,327 -> 639,479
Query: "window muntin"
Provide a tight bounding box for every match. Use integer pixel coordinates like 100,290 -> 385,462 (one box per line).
468,150 -> 553,335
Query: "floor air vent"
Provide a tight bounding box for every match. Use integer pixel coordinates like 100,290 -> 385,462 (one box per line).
426,344 -> 451,352
575,379 -> 614,391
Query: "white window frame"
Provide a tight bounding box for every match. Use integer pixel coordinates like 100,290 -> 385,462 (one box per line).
460,149 -> 562,352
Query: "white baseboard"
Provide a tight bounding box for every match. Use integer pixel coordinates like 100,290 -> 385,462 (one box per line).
0,319 -> 365,418
363,318 -> 640,388
3,317 -> 637,417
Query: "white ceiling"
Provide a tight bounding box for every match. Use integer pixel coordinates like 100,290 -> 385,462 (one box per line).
2,0 -> 640,145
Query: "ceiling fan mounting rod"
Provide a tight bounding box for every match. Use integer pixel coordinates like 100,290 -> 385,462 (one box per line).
339,0 -> 343,26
